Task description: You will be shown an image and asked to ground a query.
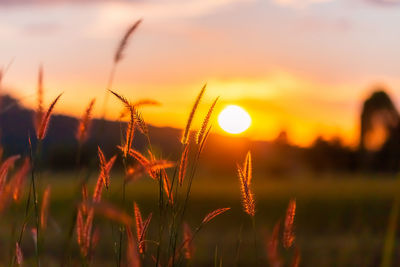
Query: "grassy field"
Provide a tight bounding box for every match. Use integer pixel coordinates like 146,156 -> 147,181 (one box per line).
2,170 -> 398,266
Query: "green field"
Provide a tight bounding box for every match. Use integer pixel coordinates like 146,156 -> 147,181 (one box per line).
2,171 -> 399,266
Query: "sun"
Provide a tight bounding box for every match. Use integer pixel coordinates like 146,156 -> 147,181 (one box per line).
218,105 -> 251,134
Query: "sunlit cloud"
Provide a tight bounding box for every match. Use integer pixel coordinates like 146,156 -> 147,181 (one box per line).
0,0 -> 255,38
366,0 -> 400,6
0,0 -> 252,12
0,0 -> 124,6
272,0 -> 334,8
22,22 -> 61,35
86,0 -> 253,37
295,16 -> 352,32
270,0 -> 400,8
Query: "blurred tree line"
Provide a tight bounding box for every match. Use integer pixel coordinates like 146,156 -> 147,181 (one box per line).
0,88 -> 399,176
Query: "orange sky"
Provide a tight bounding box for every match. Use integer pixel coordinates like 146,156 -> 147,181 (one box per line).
2,0 -> 400,147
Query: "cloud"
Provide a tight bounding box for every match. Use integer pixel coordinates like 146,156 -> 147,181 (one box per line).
0,0 -> 252,39
296,16 -> 352,32
0,0 -> 126,6
22,22 -> 61,35
80,0 -> 254,38
99,0 -> 251,20
365,0 -> 400,6
272,0 -> 334,8
272,0 -> 399,8
0,0 -> 248,10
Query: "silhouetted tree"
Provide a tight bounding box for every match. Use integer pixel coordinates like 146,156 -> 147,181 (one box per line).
359,88 -> 400,172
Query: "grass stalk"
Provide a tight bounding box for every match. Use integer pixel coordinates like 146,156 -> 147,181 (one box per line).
117,156 -> 128,267
234,222 -> 243,266
380,195 -> 400,267
170,146 -> 202,266
28,137 -> 42,267
251,216 -> 258,265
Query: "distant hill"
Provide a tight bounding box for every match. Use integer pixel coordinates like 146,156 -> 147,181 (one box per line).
0,94 -> 183,169
0,95 -> 359,175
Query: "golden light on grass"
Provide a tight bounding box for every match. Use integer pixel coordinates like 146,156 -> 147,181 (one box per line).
218,105 -> 251,134
0,17 -> 316,266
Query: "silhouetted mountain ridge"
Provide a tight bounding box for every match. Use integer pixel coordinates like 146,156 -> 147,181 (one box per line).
0,95 -> 264,170
0,94 -> 361,174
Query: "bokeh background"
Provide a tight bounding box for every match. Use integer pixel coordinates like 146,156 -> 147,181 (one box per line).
2,0 -> 400,266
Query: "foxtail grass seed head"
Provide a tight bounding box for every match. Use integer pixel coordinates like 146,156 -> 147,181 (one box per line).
202,207 -> 231,224
139,213 -> 152,253
124,147 -> 150,166
93,174 -> 104,203
133,202 -> 152,253
114,19 -> 142,64
119,99 -> 160,119
148,160 -> 175,173
109,90 -> 135,157
133,99 -> 161,107
90,227 -> 100,254
40,186 -> 51,230
0,155 -> 21,192
161,170 -> 174,204
76,99 -> 95,144
81,184 -> 88,215
93,156 -> 116,202
82,209 -> 94,256
76,204 -> 94,257
76,208 -> 84,247
95,148 -> 116,200
126,226 -> 142,267
106,155 -> 117,173
97,146 -> 109,188
93,154 -> 116,202
237,151 -> 255,217
37,93 -> 62,140
244,151 -> 252,186
123,147 -> 174,181
267,221 -> 283,267
199,125 -> 212,154
283,198 -> 296,249
134,202 -> 143,248
197,96 -> 219,145
0,156 -> 21,213
178,144 -> 189,186
12,158 -> 30,202
181,84 -> 206,144
237,169 -> 255,216
135,109 -> 148,136
15,242 -> 23,265
291,247 -> 301,267
183,222 -> 194,259
124,161 -> 174,183
35,65 -> 44,133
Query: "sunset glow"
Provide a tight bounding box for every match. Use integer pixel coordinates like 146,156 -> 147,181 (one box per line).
1,0 -> 400,147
